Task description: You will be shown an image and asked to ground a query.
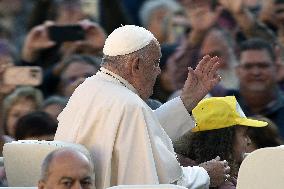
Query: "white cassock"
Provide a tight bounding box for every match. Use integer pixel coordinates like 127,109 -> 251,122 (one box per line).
55,68 -> 210,189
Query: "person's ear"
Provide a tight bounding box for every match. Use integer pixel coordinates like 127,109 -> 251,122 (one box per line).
246,136 -> 252,146
130,57 -> 140,75
38,180 -> 46,189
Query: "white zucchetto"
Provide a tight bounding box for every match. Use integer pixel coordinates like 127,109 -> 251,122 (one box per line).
103,25 -> 156,56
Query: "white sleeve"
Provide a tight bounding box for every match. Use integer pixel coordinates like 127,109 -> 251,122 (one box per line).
154,97 -> 195,141
176,166 -> 210,189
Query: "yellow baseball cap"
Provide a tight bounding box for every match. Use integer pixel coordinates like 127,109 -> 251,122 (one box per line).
191,96 -> 268,132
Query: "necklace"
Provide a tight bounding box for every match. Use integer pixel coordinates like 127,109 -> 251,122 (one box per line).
100,69 -> 128,88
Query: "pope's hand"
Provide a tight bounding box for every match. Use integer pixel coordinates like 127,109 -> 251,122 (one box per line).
180,55 -> 221,112
199,156 -> 231,187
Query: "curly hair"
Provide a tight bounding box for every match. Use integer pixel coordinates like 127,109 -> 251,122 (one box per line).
174,126 -> 239,176
248,116 -> 283,148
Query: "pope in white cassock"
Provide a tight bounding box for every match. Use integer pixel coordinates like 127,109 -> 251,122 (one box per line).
55,25 -> 229,189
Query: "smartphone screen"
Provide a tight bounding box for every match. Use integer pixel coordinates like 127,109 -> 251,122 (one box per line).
48,25 -> 86,43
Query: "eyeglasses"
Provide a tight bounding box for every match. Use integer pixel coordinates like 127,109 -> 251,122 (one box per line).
239,62 -> 274,70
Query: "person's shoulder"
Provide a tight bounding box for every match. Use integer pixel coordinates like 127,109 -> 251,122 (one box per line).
73,75 -> 146,108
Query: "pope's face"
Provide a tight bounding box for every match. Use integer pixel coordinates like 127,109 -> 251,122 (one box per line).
137,42 -> 161,100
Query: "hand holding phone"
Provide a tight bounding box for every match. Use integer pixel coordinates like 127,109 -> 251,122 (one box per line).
22,22 -> 57,62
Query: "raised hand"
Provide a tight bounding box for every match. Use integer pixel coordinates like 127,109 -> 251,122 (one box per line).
77,19 -> 106,52
22,21 -> 56,62
61,20 -> 107,56
180,55 -> 221,111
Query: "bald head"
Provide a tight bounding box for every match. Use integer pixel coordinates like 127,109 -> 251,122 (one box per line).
39,148 -> 95,189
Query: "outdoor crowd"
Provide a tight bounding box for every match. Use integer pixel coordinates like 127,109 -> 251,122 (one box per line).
0,0 -> 284,189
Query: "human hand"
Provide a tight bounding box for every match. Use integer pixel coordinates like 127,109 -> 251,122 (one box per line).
22,21 -> 56,62
60,20 -> 106,56
219,0 -> 244,14
199,156 -> 231,187
77,19 -> 106,52
180,55 -> 221,111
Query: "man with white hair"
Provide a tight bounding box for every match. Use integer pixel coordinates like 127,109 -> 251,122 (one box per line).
55,25 -> 229,189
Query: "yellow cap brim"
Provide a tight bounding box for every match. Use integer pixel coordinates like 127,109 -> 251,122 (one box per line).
191,117 -> 268,132
236,117 -> 268,127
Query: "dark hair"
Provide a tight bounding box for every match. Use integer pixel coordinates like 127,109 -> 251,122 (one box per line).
3,86 -> 43,135
62,54 -> 101,73
174,127 -> 239,175
14,111 -> 57,140
248,116 -> 283,148
41,95 -> 68,110
239,38 -> 276,62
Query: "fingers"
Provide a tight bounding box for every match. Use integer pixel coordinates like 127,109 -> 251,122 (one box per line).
199,55 -> 221,87
196,55 -> 219,76
43,20 -> 55,27
207,57 -> 221,78
78,19 -> 99,30
222,159 -> 231,182
224,174 -> 230,182
195,55 -> 211,74
223,160 -> 228,167
214,156 -> 221,161
186,67 -> 195,83
206,56 -> 219,76
224,165 -> 231,174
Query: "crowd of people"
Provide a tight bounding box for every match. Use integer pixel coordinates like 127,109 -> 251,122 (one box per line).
0,0 -> 284,188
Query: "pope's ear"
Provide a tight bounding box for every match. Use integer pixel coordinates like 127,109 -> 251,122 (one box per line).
130,57 -> 140,75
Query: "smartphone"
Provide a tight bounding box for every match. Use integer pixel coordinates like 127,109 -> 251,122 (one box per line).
3,66 -> 43,86
48,25 -> 85,43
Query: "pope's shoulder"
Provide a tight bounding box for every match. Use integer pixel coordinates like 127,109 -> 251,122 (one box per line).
72,75 -> 145,108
